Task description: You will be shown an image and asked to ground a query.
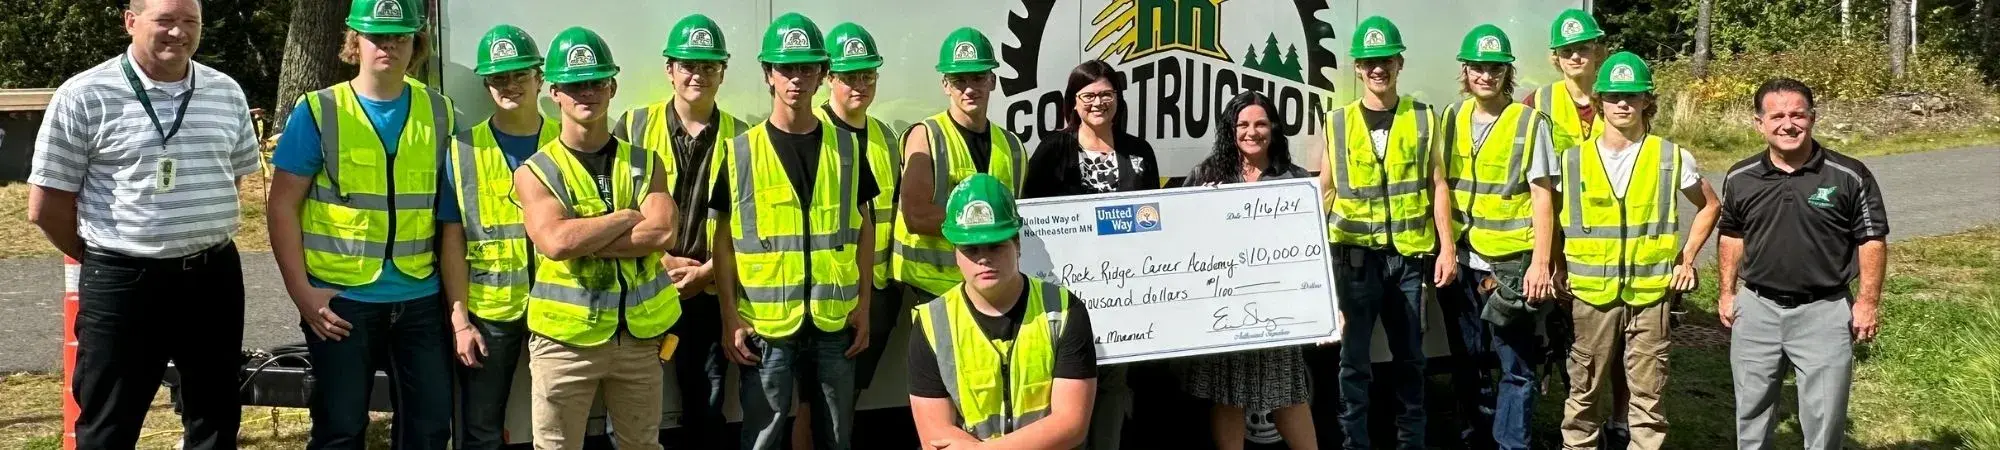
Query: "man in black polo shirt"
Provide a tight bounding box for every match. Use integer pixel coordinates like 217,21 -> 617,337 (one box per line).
1718,78 -> 1888,450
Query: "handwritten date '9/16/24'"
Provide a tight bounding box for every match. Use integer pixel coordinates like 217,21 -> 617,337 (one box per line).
1225,195 -> 1307,221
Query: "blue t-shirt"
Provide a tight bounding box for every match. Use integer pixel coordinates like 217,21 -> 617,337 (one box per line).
272,85 -> 443,303
438,122 -> 544,223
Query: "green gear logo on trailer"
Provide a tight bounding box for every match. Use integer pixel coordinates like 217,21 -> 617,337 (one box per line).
999,0 -> 1339,160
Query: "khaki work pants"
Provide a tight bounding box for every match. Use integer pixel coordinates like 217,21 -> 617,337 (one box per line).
1561,300 -> 1672,449
529,335 -> 665,450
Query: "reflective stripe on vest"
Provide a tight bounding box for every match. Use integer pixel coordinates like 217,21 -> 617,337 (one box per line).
1443,100 -> 1540,259
521,139 -> 681,347
621,101 -> 744,296
299,82 -> 447,286
726,121 -> 865,338
451,119 -> 558,322
894,112 -> 1026,295
915,279 -> 1068,441
814,107 -> 903,290
1558,136 -> 1682,306
1323,97 -> 1438,256
1535,80 -> 1606,155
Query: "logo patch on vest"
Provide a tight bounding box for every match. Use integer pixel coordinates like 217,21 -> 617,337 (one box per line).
1363,29 -> 1387,47
780,28 -> 810,51
372,0 -> 403,20
958,201 -> 996,227
1610,64 -> 1635,83
1477,36 -> 1501,53
687,28 -> 715,48
567,46 -> 598,68
1095,203 -> 1163,235
953,42 -> 978,61
842,37 -> 870,58
1562,19 -> 1584,39
1808,186 -> 1838,208
489,39 -> 518,60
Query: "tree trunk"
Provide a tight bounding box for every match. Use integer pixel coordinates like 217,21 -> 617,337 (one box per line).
1888,0 -> 1908,79
272,0 -> 353,135
1841,0 -> 1852,41
1693,0 -> 1712,79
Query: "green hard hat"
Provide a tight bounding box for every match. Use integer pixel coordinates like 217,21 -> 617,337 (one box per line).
543,27 -> 620,85
942,174 -> 1021,246
1457,24 -> 1515,63
935,27 -> 999,74
1349,16 -> 1407,60
1550,9 -> 1606,48
1595,51 -> 1655,94
759,13 -> 830,64
663,14 -> 730,61
827,22 -> 884,73
475,25 -> 543,76
346,0 -> 423,34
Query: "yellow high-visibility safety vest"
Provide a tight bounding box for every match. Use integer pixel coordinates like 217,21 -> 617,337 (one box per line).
814,107 -> 902,291
299,82 -> 452,286
1323,96 -> 1439,256
1443,100 -> 1545,259
723,122 -> 866,338
1532,80 -> 1608,154
894,112 -> 1026,295
1559,135 -> 1683,307
450,119 -> 559,322
521,139 -> 681,347
913,278 -> 1070,441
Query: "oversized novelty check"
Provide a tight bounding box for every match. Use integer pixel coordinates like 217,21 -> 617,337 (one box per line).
1016,178 -> 1342,365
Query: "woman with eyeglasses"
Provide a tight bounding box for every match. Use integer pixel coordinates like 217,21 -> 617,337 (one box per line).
1021,60 -> 1162,199
1177,91 -> 1320,450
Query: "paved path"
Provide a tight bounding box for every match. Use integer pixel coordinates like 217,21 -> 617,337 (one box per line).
2,146 -> 1995,373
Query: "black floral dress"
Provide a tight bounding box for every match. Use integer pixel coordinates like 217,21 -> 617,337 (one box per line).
1175,162 -> 1315,411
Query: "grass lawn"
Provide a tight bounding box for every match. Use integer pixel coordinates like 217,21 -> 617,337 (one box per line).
0,170 -> 270,259
0,373 -> 390,449
1505,226 -> 2000,449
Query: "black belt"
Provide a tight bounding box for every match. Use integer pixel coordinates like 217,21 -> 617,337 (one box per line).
85,241 -> 234,272
1746,283 -> 1847,308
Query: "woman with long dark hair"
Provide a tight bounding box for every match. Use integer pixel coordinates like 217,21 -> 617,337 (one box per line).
1021,60 -> 1162,199
1179,91 -> 1318,450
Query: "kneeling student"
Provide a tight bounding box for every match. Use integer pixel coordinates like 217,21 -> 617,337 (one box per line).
907,173 -> 1099,449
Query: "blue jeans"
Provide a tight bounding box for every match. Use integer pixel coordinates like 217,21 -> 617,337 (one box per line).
455,316 -> 526,450
1443,262 -> 1545,450
302,295 -> 454,450
1333,245 -> 1428,450
738,328 -> 858,450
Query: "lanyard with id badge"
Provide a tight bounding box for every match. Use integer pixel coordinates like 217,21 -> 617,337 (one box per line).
122,54 -> 195,193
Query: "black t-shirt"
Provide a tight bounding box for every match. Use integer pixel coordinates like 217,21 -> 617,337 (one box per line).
907,281 -> 1099,399
1361,105 -> 1396,139
706,123 -> 881,216
1718,143 -> 1890,294
823,104 -> 869,136
565,139 -> 620,201
918,119 -> 995,174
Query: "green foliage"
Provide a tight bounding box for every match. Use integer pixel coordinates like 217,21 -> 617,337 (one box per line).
1598,0 -> 1999,84
0,0 -> 289,114
1654,42 -> 1989,107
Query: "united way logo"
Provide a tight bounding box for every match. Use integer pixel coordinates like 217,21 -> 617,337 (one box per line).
373,0 -> 403,20
1094,203 -> 1163,235
566,46 -> 598,68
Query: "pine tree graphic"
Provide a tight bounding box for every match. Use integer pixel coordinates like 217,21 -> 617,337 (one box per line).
1243,45 -> 1263,72
1258,35 -> 1284,74
1240,34 -> 1305,83
1277,45 -> 1304,82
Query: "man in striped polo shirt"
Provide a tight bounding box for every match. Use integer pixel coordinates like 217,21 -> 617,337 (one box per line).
25,1 -> 261,448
